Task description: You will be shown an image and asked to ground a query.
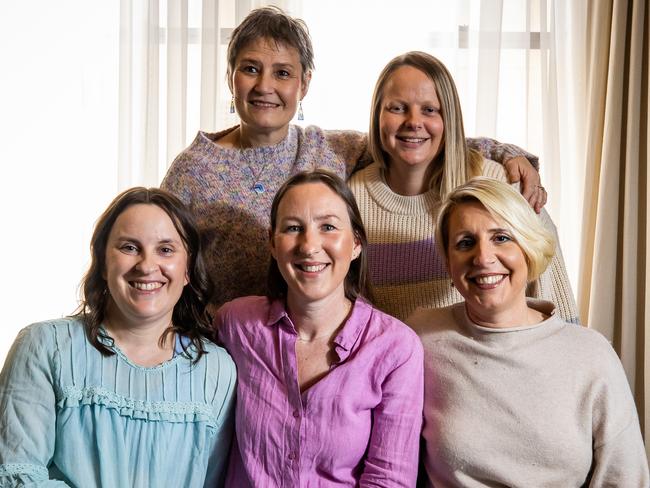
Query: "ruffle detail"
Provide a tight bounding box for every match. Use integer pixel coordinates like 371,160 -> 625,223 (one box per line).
0,462 -> 48,479
58,386 -> 218,426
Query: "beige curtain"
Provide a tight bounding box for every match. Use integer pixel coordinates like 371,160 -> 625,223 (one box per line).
578,0 -> 649,453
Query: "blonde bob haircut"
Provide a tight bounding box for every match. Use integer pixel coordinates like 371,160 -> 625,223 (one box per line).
368,51 -> 482,198
436,177 -> 556,282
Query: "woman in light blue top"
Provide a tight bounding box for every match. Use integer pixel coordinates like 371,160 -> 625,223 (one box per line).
0,188 -> 236,487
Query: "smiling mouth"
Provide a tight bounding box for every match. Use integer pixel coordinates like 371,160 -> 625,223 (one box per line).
295,263 -> 329,273
249,100 -> 280,108
130,281 -> 164,291
470,274 -> 507,287
396,136 -> 429,143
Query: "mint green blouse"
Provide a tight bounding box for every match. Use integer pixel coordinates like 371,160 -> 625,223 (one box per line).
0,318 -> 236,487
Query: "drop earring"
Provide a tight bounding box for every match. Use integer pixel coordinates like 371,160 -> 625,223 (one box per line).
229,96 -> 235,114
297,100 -> 304,121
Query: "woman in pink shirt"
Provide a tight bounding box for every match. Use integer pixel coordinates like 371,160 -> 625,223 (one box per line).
216,170 -> 423,487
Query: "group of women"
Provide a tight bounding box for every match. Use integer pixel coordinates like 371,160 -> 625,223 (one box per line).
0,6 -> 647,488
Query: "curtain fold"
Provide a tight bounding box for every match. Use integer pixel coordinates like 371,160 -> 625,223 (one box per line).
578,0 -> 649,452
118,0 -> 161,189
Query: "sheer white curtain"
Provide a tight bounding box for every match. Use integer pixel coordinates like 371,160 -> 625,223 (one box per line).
117,0 -> 295,189
1,1 -> 586,367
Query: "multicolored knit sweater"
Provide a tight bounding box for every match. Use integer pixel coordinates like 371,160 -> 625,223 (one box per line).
161,125 -> 536,307
348,160 -> 579,323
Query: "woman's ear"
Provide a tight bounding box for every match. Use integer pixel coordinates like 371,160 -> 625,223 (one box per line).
300,70 -> 312,99
352,236 -> 362,260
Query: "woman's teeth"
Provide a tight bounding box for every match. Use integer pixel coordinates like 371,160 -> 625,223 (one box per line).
299,264 -> 327,272
474,275 -> 504,285
131,282 -> 163,291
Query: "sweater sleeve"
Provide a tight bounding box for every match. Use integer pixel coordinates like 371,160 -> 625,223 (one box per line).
324,130 -> 372,176
526,209 -> 580,324
587,340 -> 649,486
203,349 -> 237,488
359,328 -> 423,487
467,137 -> 539,170
0,325 -> 71,487
160,149 -> 198,206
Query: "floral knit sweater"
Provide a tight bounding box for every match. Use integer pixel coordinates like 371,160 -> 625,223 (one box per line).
348,160 -> 579,323
161,125 -> 537,307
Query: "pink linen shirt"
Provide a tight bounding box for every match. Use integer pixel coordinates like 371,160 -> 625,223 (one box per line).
216,296 -> 423,487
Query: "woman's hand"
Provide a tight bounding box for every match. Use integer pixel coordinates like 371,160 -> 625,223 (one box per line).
503,156 -> 547,214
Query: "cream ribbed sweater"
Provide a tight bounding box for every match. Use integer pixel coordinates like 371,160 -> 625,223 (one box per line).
407,299 -> 648,487
348,160 -> 579,322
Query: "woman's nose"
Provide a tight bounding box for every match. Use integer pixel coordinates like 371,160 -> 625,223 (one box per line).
298,228 -> 321,256
472,240 -> 496,266
253,71 -> 274,94
135,252 -> 158,274
405,111 -> 423,129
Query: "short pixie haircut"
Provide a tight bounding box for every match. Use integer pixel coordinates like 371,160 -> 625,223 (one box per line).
267,170 -> 372,302
226,6 -> 314,86
75,187 -> 213,362
436,177 -> 555,282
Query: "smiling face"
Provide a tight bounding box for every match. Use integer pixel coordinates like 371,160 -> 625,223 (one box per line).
104,204 -> 189,331
231,36 -> 310,144
270,182 -> 361,308
446,201 -> 529,324
379,65 -> 444,177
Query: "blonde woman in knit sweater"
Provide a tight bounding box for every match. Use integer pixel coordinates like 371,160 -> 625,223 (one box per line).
348,51 -> 578,322
407,177 -> 648,486
162,7 -> 544,308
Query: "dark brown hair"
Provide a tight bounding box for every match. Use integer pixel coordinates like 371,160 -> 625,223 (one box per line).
226,6 -> 315,86
74,187 -> 214,362
267,170 -> 372,302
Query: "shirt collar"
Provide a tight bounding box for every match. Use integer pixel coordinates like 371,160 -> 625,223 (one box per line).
265,297 -> 373,362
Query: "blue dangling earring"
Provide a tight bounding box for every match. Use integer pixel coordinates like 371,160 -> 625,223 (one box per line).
297,100 -> 304,121
229,96 -> 235,114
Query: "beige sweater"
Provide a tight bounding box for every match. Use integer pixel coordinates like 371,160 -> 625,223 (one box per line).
348,160 -> 579,323
407,300 -> 649,487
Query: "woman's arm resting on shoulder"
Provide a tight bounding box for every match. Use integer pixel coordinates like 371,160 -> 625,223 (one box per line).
467,137 -> 545,213
0,325 -> 71,487
359,335 -> 424,488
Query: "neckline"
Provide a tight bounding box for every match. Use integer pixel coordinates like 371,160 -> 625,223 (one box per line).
98,326 -> 190,371
455,299 -> 561,339
201,125 -> 295,155
360,163 -> 441,215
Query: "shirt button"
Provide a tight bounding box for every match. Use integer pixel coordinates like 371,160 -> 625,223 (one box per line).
293,410 -> 300,418
288,452 -> 296,460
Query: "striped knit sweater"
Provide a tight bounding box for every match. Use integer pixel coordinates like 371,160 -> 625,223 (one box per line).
162,125 -> 535,307
348,160 -> 579,323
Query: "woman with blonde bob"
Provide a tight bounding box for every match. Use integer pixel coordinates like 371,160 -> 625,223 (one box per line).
349,51 -> 578,322
407,177 -> 648,486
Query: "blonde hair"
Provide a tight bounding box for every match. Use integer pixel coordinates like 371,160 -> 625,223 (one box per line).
368,51 -> 482,198
436,177 -> 556,281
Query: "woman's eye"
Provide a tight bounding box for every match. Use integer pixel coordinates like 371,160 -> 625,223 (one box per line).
424,106 -> 440,115
276,69 -> 290,78
160,246 -> 174,254
285,225 -> 301,232
455,238 -> 474,250
388,105 -> 404,113
322,224 -> 336,232
120,244 -> 138,253
242,65 -> 259,74
494,234 -> 512,243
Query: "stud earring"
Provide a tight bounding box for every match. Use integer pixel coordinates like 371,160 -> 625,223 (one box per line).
297,100 -> 304,121
229,96 -> 235,114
